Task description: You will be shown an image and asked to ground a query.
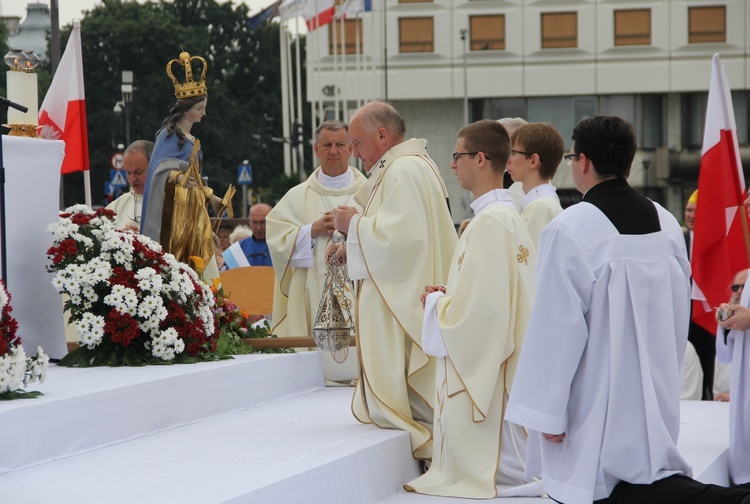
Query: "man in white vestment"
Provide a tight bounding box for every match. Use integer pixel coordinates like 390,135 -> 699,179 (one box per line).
505,122 -> 564,247
505,116 -> 750,504
404,120 -> 542,498
718,261 -> 750,486
266,121 -> 366,384
332,101 -> 457,460
106,140 -> 153,230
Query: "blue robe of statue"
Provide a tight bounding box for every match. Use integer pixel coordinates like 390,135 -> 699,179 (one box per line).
140,128 -> 203,240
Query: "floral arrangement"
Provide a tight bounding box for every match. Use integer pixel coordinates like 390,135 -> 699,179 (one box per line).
47,205 -> 221,366
211,283 -> 292,355
0,280 -> 49,399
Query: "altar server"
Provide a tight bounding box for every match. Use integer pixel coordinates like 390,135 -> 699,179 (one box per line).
333,101 -> 457,460
505,116 -> 750,503
505,122 -> 564,248
405,120 -> 541,498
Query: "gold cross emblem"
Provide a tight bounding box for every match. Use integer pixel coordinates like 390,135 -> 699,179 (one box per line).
457,251 -> 465,270
517,245 -> 529,265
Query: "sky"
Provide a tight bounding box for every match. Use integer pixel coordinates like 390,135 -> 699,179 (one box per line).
0,0 -> 274,26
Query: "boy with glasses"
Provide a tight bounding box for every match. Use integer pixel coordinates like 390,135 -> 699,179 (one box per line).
505,123 -> 565,247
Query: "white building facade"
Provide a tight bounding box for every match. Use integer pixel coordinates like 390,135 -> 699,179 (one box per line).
306,0 -> 750,223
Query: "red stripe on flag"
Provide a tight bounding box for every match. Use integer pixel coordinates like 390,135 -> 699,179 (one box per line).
692,129 -> 748,328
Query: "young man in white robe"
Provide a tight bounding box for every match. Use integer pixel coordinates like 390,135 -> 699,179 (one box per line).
505,116 -> 750,504
266,121 -> 366,384
404,120 -> 542,498
332,101 -> 457,461
505,122 -> 564,248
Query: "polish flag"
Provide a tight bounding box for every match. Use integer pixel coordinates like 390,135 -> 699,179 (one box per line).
691,53 -> 749,333
305,0 -> 334,31
279,0 -> 334,31
39,20 -> 90,174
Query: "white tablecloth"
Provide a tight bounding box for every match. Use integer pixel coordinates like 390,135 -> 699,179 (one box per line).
1,135 -> 66,358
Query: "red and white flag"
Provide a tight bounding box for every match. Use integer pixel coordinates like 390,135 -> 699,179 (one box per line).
692,53 -> 749,333
39,20 -> 90,174
279,0 -> 334,31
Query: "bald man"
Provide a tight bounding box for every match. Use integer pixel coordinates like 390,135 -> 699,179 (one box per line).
333,101 -> 457,461
238,203 -> 273,266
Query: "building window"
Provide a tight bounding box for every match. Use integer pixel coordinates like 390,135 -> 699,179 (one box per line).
614,9 -> 651,46
541,12 -> 577,49
470,15 -> 505,51
399,17 -> 434,53
689,6 -> 726,43
329,19 -> 363,55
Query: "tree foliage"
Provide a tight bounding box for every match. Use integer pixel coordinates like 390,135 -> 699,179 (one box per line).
56,0 -> 306,212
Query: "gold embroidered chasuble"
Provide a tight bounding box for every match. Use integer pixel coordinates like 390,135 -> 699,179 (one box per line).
266,167 -> 366,338
348,138 -> 457,460
405,200 -> 537,497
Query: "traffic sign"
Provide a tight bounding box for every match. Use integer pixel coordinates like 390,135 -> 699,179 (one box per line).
111,152 -> 124,170
110,169 -> 128,188
238,163 -> 253,185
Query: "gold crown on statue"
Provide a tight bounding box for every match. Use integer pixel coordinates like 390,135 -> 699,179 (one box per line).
166,51 -> 208,99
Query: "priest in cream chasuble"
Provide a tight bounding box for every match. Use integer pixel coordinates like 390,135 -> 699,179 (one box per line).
334,102 -> 457,461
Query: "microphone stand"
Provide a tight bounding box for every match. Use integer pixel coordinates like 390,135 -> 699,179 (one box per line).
0,96 -> 29,286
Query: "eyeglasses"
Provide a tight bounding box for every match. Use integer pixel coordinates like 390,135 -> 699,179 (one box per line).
511,149 -> 533,157
564,153 -> 581,165
731,283 -> 745,293
452,152 -> 491,163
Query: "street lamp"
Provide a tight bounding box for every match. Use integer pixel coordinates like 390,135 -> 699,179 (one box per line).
460,29 -> 469,126
118,70 -> 134,146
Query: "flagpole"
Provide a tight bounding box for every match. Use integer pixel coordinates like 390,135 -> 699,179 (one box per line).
287,22 -> 297,177
332,5 -> 339,120
339,14 -> 349,121
355,11 -> 362,109
295,19 -> 304,177
280,22 -> 292,177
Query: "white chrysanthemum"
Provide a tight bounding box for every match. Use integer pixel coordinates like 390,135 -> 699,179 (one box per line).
51,275 -> 65,292
137,295 -> 162,318
65,204 -> 93,215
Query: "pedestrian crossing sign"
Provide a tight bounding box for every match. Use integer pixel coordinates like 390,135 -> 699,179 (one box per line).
238,164 -> 253,185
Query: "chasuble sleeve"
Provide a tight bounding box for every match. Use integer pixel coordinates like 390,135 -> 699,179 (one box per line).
266,185 -> 308,295
505,220 -> 595,435
434,212 -> 535,419
355,159 -> 457,342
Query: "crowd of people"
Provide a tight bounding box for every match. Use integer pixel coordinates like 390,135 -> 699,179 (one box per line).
105,48 -> 750,504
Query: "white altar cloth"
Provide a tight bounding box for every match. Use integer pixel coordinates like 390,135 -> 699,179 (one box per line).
0,352 -> 323,474
1,135 -> 67,358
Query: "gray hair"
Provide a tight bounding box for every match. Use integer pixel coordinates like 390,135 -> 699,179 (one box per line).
497,117 -> 528,136
124,139 -> 154,161
314,120 -> 348,144
356,100 -> 406,140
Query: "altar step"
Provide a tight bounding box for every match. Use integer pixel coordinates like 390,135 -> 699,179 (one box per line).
0,350 -> 733,503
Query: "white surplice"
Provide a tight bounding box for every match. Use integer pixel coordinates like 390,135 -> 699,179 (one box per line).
505,201 -> 692,504
717,277 -> 750,484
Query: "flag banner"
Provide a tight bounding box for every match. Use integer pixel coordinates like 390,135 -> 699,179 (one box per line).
692,53 -> 749,333
39,20 -> 90,174
248,0 -> 281,30
279,0 -> 334,30
222,242 -> 250,270
339,0 -> 372,18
